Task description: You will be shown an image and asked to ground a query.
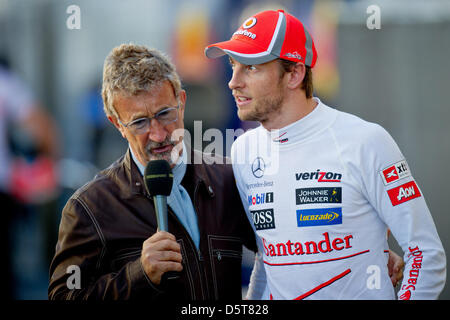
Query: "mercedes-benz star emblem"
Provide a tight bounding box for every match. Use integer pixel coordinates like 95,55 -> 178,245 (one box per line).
251,157 -> 265,178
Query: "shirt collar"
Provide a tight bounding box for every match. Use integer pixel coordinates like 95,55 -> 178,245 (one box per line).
262,97 -> 337,145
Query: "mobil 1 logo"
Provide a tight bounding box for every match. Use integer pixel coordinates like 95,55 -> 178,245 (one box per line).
248,192 -> 274,207
250,209 -> 275,230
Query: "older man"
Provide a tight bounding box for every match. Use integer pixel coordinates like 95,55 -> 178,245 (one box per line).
48,44 -> 256,300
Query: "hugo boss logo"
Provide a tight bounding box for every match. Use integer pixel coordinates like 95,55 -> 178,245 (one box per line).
250,209 -> 275,230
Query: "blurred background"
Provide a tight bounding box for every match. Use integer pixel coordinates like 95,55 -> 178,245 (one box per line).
0,0 -> 449,299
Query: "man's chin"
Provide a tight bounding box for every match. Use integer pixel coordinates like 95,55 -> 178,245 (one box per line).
237,109 -> 254,121
237,109 -> 264,122
146,140 -> 184,168
149,150 -> 181,168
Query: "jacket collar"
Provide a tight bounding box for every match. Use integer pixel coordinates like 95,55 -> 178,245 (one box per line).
124,149 -> 146,196
189,149 -> 215,198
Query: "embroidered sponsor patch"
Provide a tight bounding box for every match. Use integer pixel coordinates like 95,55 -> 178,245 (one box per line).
248,192 -> 274,206
380,160 -> 411,185
242,17 -> 257,29
251,209 -> 275,230
296,187 -> 342,205
387,181 -> 421,206
296,208 -> 342,227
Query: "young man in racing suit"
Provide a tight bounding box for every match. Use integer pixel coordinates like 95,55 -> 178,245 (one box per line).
205,9 -> 446,299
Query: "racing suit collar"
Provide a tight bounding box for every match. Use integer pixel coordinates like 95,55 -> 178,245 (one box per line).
263,97 -> 337,145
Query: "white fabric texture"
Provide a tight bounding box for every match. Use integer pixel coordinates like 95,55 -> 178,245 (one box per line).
232,98 -> 446,300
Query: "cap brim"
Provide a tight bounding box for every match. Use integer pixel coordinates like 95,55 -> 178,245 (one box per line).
205,39 -> 279,66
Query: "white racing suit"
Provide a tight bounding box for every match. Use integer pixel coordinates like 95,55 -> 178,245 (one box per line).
231,98 -> 446,299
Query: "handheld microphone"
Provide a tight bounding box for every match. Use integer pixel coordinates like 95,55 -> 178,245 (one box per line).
143,160 -> 180,284
143,160 -> 173,232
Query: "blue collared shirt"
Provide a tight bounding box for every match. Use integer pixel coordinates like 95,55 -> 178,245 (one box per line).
130,143 -> 200,248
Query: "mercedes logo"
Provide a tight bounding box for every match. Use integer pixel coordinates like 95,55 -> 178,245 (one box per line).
251,157 -> 265,178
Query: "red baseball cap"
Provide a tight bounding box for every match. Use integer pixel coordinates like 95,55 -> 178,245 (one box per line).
205,9 -> 317,67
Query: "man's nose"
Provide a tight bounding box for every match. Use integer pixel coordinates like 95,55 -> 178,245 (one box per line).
147,119 -> 167,143
228,68 -> 244,91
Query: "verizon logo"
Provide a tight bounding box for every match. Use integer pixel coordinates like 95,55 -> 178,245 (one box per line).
295,170 -> 342,182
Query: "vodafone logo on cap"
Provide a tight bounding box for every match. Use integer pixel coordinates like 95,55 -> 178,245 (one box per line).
242,17 -> 257,29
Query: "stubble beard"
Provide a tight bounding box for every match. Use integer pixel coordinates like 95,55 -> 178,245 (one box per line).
236,85 -> 285,124
145,138 -> 177,166
238,94 -> 284,124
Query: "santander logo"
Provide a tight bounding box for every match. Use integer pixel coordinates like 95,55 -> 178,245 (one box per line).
262,232 -> 353,257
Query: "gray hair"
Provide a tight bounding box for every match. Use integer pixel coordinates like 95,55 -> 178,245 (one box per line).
101,43 -> 182,118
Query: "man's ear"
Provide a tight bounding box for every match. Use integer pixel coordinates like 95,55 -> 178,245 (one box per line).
107,115 -> 126,139
286,63 -> 306,90
179,89 -> 187,112
178,89 -> 187,121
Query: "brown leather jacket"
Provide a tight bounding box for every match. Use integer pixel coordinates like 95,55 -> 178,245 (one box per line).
48,149 -> 256,300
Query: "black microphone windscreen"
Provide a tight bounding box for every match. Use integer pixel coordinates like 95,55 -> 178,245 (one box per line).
144,160 -> 173,196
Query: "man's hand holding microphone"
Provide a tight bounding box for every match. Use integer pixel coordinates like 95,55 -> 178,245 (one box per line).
141,160 -> 183,285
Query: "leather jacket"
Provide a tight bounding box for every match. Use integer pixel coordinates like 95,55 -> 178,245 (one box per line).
48,149 -> 256,300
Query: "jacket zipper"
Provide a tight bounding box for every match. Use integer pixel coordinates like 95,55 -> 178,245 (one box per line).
193,181 -> 209,298
213,249 -> 242,261
145,192 -> 206,299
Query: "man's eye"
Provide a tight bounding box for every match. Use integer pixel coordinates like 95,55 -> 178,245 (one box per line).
158,109 -> 170,117
130,118 -> 148,128
247,65 -> 256,71
228,57 -> 235,69
156,109 -> 174,120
